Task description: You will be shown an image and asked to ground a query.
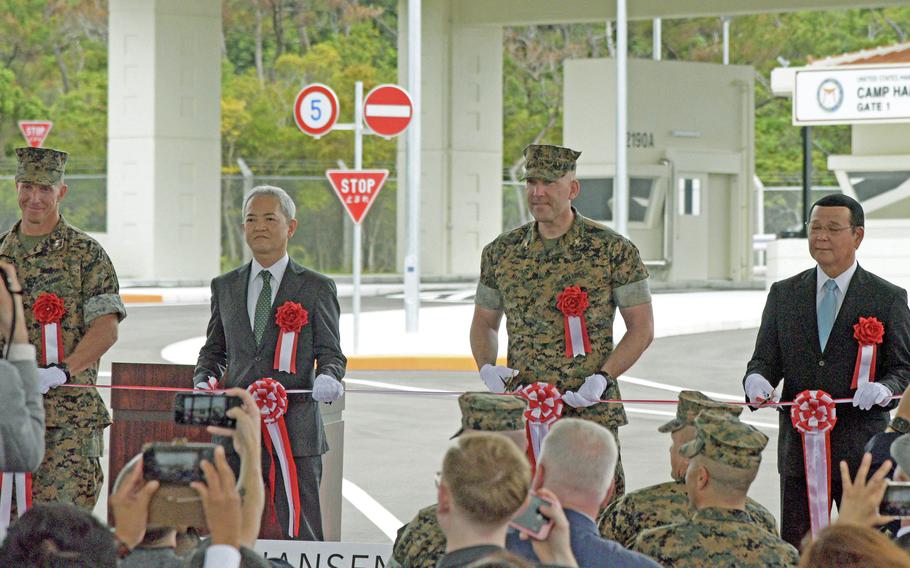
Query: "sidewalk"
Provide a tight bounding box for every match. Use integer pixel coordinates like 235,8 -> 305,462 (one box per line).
158,289 -> 769,369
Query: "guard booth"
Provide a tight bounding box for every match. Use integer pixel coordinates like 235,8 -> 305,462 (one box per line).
563,58 -> 756,285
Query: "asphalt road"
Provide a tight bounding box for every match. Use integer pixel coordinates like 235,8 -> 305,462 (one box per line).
94,298 -> 779,543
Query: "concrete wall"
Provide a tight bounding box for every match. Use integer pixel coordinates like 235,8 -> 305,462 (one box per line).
397,0 -> 503,278
766,220 -> 910,292
107,0 -> 221,282
563,58 -> 755,283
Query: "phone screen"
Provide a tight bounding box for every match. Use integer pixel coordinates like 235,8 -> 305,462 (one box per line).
881,482 -> 910,517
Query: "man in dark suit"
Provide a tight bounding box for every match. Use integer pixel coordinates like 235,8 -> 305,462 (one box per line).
744,193 -> 910,546
193,185 -> 346,541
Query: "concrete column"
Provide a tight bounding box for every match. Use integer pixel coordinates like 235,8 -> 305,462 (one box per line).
398,0 -> 503,277
107,0 -> 221,282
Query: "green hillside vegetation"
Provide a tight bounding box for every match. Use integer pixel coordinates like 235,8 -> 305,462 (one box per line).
0,1 -> 907,271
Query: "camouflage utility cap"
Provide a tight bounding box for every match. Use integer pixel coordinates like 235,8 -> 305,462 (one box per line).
657,390 -> 743,433
453,392 -> 527,437
680,409 -> 768,469
891,433 -> 910,476
15,147 -> 68,186
520,144 -> 581,182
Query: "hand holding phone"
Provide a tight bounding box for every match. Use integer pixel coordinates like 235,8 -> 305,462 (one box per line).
509,493 -> 555,540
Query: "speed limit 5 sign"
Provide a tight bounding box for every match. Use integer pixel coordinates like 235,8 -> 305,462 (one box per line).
293,83 -> 339,137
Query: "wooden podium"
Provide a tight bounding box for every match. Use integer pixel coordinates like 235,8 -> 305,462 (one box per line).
108,362 -> 344,540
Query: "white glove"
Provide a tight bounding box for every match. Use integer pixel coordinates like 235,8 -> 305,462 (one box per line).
563,373 -> 609,409
480,364 -> 518,394
195,376 -> 219,390
745,375 -> 779,406
38,366 -> 68,395
852,382 -> 892,411
313,374 -> 344,403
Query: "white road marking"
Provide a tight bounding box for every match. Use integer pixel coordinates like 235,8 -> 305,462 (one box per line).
621,375 -> 742,402
342,478 -> 403,540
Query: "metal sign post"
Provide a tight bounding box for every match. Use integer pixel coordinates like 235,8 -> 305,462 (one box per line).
295,80 -> 412,354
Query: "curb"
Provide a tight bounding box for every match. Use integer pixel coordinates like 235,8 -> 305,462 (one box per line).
121,294 -> 164,304
347,355 -> 507,372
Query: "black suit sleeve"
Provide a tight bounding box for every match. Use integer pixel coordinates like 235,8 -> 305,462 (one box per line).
313,279 -> 347,381
192,279 -> 228,386
877,288 -> 910,399
745,283 -> 784,390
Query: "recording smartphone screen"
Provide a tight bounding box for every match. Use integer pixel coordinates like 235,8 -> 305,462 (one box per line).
881,482 -> 910,517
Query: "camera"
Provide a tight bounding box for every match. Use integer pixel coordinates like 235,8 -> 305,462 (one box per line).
142,442 -> 217,484
881,481 -> 910,517
174,392 -> 242,429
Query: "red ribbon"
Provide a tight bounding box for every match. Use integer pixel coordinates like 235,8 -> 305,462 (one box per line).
851,316 -> 884,389
516,382 -> 564,470
274,302 -> 307,373
791,390 -> 837,538
556,286 -> 592,358
248,378 -> 301,537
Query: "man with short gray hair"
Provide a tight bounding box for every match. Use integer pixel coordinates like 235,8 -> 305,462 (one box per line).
506,418 -> 660,567
193,185 -> 346,540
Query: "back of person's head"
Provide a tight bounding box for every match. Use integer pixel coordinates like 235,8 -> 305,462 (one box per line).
0,503 -> 117,567
442,432 -> 531,525
799,524 -> 910,568
537,418 -> 617,498
185,541 -> 271,568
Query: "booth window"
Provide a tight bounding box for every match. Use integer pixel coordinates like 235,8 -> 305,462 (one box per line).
678,178 -> 701,216
574,177 -> 655,224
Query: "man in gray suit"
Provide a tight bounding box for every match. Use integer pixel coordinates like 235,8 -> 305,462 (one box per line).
193,186 -> 346,541
744,194 -> 910,546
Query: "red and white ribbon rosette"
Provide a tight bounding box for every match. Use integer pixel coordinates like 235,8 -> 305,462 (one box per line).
556,287 -> 592,358
273,302 -> 308,374
248,378 -> 301,537
0,473 -> 31,541
516,382 -> 564,470
791,390 -> 837,538
33,292 -> 66,366
851,316 -> 884,390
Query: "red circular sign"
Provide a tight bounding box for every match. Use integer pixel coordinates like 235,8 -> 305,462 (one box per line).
363,84 -> 413,138
293,83 -> 339,137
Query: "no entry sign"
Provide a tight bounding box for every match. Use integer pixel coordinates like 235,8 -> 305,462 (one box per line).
18,121 -> 53,148
293,84 -> 339,137
363,84 -> 413,137
326,169 -> 390,223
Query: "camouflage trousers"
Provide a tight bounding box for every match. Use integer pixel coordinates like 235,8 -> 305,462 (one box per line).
31,426 -> 104,510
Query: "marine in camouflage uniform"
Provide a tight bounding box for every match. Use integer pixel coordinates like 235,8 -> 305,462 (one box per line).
473,144 -> 653,500
0,147 -> 126,510
631,411 -> 798,568
599,391 -> 777,547
389,393 -> 527,568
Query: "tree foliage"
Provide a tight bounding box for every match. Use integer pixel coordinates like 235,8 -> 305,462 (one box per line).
1,2 -> 909,269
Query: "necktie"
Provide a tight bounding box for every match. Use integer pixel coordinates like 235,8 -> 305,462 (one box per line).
818,278 -> 838,351
253,270 -> 272,344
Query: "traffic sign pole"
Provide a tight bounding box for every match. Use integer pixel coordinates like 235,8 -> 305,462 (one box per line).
352,81 -> 364,354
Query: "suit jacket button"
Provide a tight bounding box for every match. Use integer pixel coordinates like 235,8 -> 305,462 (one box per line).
818,360 -> 825,367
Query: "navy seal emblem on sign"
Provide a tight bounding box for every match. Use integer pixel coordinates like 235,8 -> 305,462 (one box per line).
816,78 -> 844,113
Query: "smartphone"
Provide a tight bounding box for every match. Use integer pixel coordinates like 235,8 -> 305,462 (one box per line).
509,493 -> 555,540
174,392 -> 242,429
142,442 -> 217,484
881,481 -> 910,517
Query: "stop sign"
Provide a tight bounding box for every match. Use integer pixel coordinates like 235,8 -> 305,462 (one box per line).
362,84 -> 413,138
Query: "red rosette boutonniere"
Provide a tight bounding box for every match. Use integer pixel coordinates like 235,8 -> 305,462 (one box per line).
33,292 -> 66,365
273,301 -> 308,373
851,316 -> 885,389
556,286 -> 592,358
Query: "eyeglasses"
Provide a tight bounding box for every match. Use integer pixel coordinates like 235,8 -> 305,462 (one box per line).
806,223 -> 854,236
